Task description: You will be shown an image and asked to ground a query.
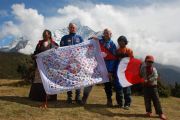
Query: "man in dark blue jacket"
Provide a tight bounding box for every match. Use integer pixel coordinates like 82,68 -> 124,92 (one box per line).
60,23 -> 83,104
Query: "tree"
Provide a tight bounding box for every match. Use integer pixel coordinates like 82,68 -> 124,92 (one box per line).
17,58 -> 35,83
157,80 -> 171,97
171,82 -> 180,98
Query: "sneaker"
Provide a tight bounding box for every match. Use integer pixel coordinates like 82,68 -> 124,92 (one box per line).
146,112 -> 152,117
124,105 -> 130,110
117,105 -> 123,108
159,114 -> 167,120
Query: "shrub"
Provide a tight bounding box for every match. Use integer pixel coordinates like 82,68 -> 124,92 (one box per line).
171,82 -> 180,98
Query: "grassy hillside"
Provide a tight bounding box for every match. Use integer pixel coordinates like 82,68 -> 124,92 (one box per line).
0,79 -> 180,120
0,52 -> 31,79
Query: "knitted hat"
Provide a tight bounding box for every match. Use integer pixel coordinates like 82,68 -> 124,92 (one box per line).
145,55 -> 154,62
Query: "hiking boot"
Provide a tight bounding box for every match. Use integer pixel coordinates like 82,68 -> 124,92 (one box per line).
116,102 -> 123,108
66,98 -> 72,104
106,99 -> 113,107
76,100 -> 82,105
75,95 -> 82,105
159,114 -> 167,120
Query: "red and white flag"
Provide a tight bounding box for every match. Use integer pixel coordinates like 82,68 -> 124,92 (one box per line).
117,57 -> 144,87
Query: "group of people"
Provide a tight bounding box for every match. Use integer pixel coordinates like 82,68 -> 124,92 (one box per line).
28,22 -> 167,120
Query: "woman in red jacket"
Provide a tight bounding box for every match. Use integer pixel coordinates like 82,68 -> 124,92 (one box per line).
29,29 -> 58,103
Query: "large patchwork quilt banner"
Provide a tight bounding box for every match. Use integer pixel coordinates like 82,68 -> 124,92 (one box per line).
36,40 -> 109,95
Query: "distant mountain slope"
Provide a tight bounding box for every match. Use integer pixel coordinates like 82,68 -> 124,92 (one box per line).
155,63 -> 180,85
0,52 -> 31,79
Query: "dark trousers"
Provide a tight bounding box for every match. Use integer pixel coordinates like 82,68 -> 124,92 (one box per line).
67,89 -> 81,100
123,87 -> 131,106
104,81 -> 131,106
83,86 -> 93,99
104,82 -> 113,100
116,87 -> 132,106
144,87 -> 163,114
105,74 -> 131,106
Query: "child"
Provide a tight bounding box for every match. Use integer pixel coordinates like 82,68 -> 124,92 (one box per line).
116,35 -> 133,109
140,55 -> 167,120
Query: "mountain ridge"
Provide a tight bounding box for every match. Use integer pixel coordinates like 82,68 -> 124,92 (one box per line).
0,21 -> 101,54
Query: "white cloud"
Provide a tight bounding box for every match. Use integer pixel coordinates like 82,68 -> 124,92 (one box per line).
0,4 -> 45,39
0,21 -> 20,39
0,3 -> 45,54
48,3 -> 180,66
0,2 -> 180,66
11,3 -> 44,41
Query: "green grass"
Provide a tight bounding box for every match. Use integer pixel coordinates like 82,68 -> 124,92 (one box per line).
0,79 -> 180,120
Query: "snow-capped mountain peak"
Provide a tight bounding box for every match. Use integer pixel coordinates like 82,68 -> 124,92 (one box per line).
0,21 -> 102,54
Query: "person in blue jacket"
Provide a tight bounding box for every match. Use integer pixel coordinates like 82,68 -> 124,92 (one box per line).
89,28 -> 120,107
60,23 -> 83,104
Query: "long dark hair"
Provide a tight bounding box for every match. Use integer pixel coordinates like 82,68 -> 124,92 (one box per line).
42,29 -> 52,40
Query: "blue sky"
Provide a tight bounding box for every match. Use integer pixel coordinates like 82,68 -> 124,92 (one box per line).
0,0 -> 174,25
0,0 -> 175,46
0,0 -> 143,46
0,0 -> 180,66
